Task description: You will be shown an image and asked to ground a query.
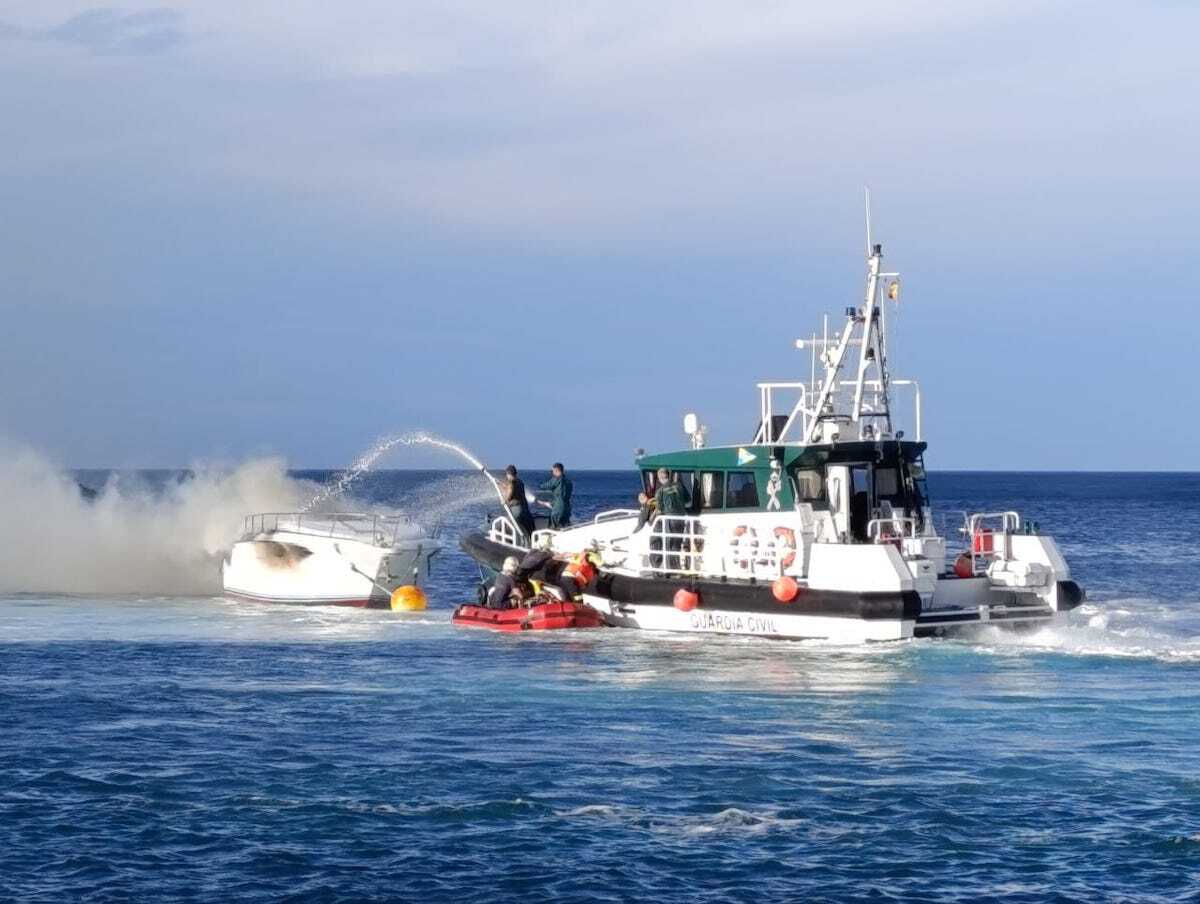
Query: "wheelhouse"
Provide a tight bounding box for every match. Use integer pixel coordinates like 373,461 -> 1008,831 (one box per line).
638,440 -> 929,544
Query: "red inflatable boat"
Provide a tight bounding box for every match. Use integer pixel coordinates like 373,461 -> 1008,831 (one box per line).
452,599 -> 605,632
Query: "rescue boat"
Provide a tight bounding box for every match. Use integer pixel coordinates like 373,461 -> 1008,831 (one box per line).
459,209 -> 1085,643
451,598 -> 604,632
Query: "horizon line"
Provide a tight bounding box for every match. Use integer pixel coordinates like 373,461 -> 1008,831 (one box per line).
68,466 -> 1200,475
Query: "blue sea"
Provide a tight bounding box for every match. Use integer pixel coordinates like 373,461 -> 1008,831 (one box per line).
3,470 -> 1200,903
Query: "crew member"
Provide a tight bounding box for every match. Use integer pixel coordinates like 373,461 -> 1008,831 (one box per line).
631,490 -> 655,533
486,556 -> 526,609
539,462 -> 573,529
653,468 -> 691,570
559,548 -> 598,599
503,465 -> 536,538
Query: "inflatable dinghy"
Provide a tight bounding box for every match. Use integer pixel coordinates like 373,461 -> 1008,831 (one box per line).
451,599 -> 604,632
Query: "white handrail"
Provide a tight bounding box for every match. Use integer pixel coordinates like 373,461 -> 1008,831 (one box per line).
488,516 -> 530,549
635,515 -> 799,580
530,528 -> 558,548
964,511 -> 1021,573
241,511 -> 420,547
967,511 -> 1021,536
868,516 -> 917,542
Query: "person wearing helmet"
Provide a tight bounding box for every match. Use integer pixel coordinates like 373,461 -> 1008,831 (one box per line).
486,555 -> 527,609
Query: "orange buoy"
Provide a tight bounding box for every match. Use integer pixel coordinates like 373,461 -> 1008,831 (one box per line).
772,576 -> 799,603
673,588 -> 700,612
391,585 -> 428,611
953,554 -> 974,579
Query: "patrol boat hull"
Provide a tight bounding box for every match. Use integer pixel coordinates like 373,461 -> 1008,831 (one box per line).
460,531 -> 921,642
461,510 -> 1083,644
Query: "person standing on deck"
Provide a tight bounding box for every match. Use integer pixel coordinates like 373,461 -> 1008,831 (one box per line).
502,465 -> 536,539
539,463 -> 573,529
653,467 -> 691,570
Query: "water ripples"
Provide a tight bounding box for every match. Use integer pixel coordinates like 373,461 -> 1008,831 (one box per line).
4,472 -> 1200,901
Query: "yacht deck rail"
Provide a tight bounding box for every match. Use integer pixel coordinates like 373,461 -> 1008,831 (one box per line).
240,512 -> 429,547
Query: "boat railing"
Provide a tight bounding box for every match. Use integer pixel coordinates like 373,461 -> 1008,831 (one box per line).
242,512 -> 425,548
752,378 -> 922,444
638,515 -> 706,576
634,515 -> 791,580
488,515 -> 531,550
754,382 -> 810,443
965,511 -> 1021,573
530,528 -> 558,548
868,516 -> 918,543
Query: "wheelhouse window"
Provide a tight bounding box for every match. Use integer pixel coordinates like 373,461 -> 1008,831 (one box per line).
725,471 -> 759,509
697,471 -> 725,509
643,469 -> 696,504
793,468 -> 824,502
874,467 -> 900,500
674,470 -> 696,498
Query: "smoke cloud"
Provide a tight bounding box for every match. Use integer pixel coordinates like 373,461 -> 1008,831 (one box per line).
0,444 -> 316,595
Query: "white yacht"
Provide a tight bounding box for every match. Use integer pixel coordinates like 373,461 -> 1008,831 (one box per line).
460,227 -> 1084,642
222,512 -> 440,607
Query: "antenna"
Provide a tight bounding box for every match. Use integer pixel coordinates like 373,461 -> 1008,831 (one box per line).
864,186 -> 872,256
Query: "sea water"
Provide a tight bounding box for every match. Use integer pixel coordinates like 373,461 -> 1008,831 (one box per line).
2,471 -> 1200,902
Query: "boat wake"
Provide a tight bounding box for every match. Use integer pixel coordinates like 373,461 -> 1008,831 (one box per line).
964,597 -> 1200,663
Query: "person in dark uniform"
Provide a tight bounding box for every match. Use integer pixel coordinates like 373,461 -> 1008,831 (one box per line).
539,463 -> 573,529
486,556 -> 526,609
652,467 -> 691,570
632,490 -> 655,533
502,465 -> 536,539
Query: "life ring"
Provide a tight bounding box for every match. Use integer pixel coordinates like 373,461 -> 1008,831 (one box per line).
732,525 -> 758,570
773,527 -> 797,569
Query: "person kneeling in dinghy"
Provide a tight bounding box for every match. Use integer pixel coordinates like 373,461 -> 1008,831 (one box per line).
486,556 -> 530,609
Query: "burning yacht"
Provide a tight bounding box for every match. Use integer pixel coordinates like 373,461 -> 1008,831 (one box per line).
222,512 -> 439,608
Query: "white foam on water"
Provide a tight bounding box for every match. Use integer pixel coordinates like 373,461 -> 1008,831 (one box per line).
963,597 -> 1200,663
559,802 -> 802,837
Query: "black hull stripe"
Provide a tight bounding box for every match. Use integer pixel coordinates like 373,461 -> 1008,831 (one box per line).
460,531 -> 920,621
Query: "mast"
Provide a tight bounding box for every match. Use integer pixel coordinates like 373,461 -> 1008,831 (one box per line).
800,222 -> 896,443
787,196 -> 906,445
850,243 -> 892,436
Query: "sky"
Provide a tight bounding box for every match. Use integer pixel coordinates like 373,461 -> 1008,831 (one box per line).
1,1 -> 1198,470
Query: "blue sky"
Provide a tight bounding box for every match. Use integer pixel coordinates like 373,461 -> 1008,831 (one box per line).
1,2 -> 1197,470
